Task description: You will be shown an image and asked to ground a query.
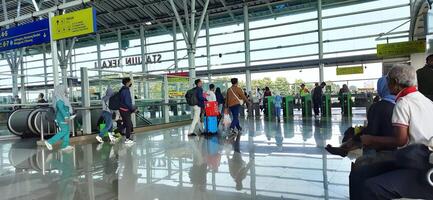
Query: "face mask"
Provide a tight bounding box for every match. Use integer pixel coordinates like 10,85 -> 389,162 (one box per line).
129,83 -> 133,87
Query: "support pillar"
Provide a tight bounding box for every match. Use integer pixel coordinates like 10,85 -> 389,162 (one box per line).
80,67 -> 91,134
244,4 -> 252,92
49,12 -> 59,86
163,75 -> 170,124
96,34 -> 102,93
118,29 -> 123,69
206,14 -> 211,82
130,72 -> 136,127
173,20 -> 178,72
43,44 -> 48,96
140,25 -> 149,99
318,0 -> 324,83
168,0 -> 210,87
60,39 -> 68,86
19,51 -> 26,103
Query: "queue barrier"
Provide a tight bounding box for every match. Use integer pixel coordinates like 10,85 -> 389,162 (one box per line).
301,94 -> 312,117
321,93 -> 332,117
283,96 -> 294,118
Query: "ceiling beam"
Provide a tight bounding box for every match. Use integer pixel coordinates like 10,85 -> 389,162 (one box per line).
130,0 -> 169,33
93,3 -> 139,35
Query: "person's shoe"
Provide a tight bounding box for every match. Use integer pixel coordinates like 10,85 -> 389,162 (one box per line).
44,141 -> 53,151
124,139 -> 135,146
96,135 -> 104,143
325,144 -> 348,157
188,133 -> 197,137
61,146 -> 75,152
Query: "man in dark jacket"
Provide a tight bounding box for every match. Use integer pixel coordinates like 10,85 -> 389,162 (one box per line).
313,82 -> 326,117
417,54 -> 433,101
188,79 -> 206,136
119,77 -> 136,145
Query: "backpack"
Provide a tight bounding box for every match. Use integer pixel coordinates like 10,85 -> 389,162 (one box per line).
185,88 -> 198,106
109,88 -> 123,110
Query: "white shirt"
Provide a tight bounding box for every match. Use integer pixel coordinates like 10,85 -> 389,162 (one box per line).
206,90 -> 216,102
392,91 -> 433,146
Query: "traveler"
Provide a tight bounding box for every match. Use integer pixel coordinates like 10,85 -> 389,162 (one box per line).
256,88 -> 263,114
215,87 -> 225,114
119,77 -> 136,145
37,93 -> 47,104
338,84 -> 350,113
312,82 -> 326,116
299,84 -> 309,96
326,76 -> 396,160
225,78 -> 250,134
187,79 -> 206,137
96,88 -> 116,144
349,64 -> 433,200
263,87 -> 272,115
206,84 -> 216,101
252,90 -> 260,117
44,85 -> 75,152
416,54 -> 433,101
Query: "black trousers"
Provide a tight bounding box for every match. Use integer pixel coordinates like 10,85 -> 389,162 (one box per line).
119,110 -> 133,139
313,101 -> 321,116
350,147 -> 433,200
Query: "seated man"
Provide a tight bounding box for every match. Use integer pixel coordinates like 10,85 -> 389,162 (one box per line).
350,64 -> 433,200
326,76 -> 396,158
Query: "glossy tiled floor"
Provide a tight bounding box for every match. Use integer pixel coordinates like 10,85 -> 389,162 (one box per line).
0,109 -> 367,200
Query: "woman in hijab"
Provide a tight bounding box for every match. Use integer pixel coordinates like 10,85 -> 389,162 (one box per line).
44,85 -> 74,152
326,76 -> 396,158
96,87 -> 116,143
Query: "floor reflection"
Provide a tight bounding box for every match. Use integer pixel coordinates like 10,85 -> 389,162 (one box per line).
0,110 -> 366,200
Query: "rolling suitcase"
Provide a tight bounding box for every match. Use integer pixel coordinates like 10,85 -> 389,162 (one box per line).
204,116 -> 218,134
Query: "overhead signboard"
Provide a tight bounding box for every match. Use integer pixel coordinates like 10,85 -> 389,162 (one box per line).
377,40 -> 425,58
51,7 -> 97,40
0,19 -> 50,52
336,66 -> 364,76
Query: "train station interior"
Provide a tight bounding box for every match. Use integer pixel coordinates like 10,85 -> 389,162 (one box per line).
0,0 -> 432,199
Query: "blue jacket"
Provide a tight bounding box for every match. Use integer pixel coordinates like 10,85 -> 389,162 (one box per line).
120,86 -> 134,112
195,87 -> 206,108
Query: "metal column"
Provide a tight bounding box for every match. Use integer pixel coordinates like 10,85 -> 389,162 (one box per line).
129,72 -> 136,127
169,0 -> 210,86
49,12 -> 60,86
42,44 -> 48,96
60,39 -> 68,86
96,34 -> 102,92
163,75 -> 170,123
244,4 -> 252,92
140,25 -> 149,99
173,20 -> 178,71
206,14 -> 211,82
19,52 -> 26,103
318,0 -> 324,83
80,67 -> 92,134
117,29 -> 123,69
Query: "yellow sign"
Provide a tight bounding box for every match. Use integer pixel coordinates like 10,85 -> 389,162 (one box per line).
336,66 -> 364,76
169,91 -> 185,97
51,7 -> 97,40
377,40 -> 425,58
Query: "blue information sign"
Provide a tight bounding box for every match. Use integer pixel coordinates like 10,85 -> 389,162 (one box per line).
0,19 -> 50,52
